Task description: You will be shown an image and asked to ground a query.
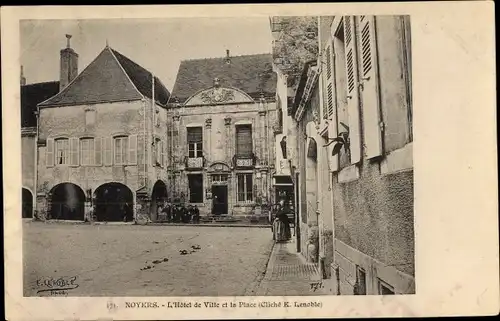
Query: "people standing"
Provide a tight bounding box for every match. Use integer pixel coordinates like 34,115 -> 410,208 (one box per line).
273,200 -> 291,243
193,205 -> 200,224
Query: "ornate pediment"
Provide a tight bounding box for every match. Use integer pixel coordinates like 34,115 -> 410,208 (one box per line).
184,77 -> 255,106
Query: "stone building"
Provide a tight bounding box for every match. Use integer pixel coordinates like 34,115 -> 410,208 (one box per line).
20,67 -> 60,219
166,51 -> 278,220
274,15 -> 414,294
35,36 -> 170,222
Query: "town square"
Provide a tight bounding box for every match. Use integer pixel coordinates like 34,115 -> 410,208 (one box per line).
21,15 -> 414,296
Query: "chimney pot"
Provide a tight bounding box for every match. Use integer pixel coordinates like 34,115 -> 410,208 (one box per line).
66,34 -> 72,48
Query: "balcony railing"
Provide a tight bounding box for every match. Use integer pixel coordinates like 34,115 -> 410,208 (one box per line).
233,153 -> 256,169
185,156 -> 204,170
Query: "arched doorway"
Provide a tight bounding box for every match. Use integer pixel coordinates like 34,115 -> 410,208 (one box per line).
22,188 -> 33,218
49,183 -> 85,220
94,183 -> 134,222
151,180 -> 168,221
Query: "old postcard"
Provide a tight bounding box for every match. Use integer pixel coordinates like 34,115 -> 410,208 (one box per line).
2,2 -> 498,320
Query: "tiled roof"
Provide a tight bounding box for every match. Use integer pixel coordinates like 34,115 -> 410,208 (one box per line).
169,53 -> 277,104
39,47 -> 170,107
21,81 -> 60,127
111,49 -> 170,106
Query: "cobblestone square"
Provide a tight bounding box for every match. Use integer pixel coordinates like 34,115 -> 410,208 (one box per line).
23,222 -> 273,297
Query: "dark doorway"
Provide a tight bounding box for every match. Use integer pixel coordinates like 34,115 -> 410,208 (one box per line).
151,180 -> 168,221
49,183 -> 85,220
22,188 -> 33,218
211,185 -> 228,215
94,183 -> 134,222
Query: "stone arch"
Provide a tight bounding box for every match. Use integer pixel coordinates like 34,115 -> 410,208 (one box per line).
150,180 -> 168,221
49,183 -> 86,220
94,182 -> 134,222
22,187 -> 34,218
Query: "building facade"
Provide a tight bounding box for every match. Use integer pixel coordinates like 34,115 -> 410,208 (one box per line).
34,37 -> 171,222
166,51 -> 279,221
274,15 -> 414,294
20,68 -> 60,219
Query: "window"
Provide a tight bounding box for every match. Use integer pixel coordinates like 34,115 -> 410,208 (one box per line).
114,136 -> 128,165
188,174 -> 203,203
237,173 -> 253,202
354,266 -> 367,295
187,127 -> 203,158
55,138 -> 69,165
80,138 -> 95,166
212,174 -> 228,184
236,125 -> 252,157
378,279 -> 395,295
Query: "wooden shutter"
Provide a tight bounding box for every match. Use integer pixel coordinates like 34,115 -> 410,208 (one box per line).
359,15 -> 383,159
236,125 -> 252,156
46,138 -> 54,167
94,137 -> 102,166
344,15 -> 362,164
70,137 -> 79,166
324,40 -> 337,120
128,134 -> 137,165
103,136 -> 112,166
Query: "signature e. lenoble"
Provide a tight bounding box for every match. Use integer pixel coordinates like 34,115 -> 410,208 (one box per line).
36,276 -> 79,294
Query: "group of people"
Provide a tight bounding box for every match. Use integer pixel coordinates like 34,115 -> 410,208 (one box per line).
157,202 -> 201,224
272,199 -> 292,243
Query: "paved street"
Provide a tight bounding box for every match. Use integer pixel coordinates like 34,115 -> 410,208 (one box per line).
23,222 -> 273,297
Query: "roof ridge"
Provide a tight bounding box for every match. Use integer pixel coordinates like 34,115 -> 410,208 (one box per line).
107,47 -> 146,100
181,52 -> 272,62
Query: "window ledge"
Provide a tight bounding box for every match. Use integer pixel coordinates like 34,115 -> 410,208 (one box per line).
380,142 -> 413,175
337,164 -> 360,183
235,203 -> 255,207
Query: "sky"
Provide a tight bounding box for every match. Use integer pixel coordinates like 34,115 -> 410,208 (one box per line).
20,18 -> 273,91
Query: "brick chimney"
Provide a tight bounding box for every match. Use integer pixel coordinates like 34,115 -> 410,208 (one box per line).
59,34 -> 78,91
20,65 -> 26,86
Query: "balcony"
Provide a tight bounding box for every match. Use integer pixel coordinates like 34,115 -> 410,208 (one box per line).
233,153 -> 256,169
185,156 -> 204,170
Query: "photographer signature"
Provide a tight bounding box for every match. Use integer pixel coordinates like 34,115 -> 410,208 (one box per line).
36,276 -> 79,295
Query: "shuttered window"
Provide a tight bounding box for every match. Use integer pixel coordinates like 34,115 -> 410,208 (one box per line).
236,125 -> 252,157
80,138 -> 94,166
187,127 -> 203,158
113,136 -> 128,165
55,138 -> 69,165
237,173 -> 253,202
128,134 -> 137,165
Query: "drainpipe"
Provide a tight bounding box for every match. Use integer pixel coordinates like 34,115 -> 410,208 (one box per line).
34,106 -> 40,220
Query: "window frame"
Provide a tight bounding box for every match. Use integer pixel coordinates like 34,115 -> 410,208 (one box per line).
113,136 -> 129,165
54,138 -> 70,166
187,126 -> 203,158
237,173 -> 254,203
79,137 -> 95,166
235,124 -> 253,157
